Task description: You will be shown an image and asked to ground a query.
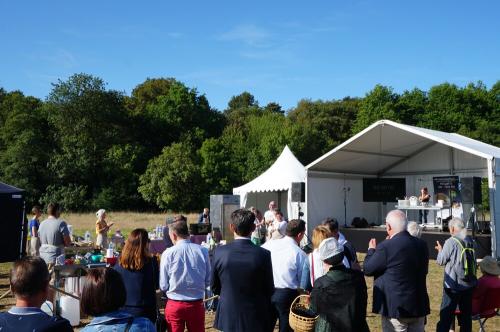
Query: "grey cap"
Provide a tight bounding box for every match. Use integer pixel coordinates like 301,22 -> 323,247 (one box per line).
318,237 -> 344,261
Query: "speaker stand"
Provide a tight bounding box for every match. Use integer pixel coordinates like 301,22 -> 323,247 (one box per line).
343,187 -> 350,227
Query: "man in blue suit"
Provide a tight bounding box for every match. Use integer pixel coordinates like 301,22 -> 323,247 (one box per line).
364,209 -> 430,332
211,209 -> 275,332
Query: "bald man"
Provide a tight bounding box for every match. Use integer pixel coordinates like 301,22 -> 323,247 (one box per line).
364,210 -> 430,332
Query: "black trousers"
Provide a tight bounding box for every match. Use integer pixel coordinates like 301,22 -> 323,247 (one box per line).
436,288 -> 473,332
270,288 -> 298,332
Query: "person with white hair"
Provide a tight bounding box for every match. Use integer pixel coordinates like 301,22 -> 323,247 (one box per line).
407,221 -> 422,238
364,210 -> 430,332
435,217 -> 477,332
95,209 -> 114,248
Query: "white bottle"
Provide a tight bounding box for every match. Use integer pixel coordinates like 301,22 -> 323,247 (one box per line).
84,231 -> 91,242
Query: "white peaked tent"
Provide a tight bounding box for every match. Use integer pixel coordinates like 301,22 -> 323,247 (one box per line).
233,145 -> 306,219
305,120 -> 500,258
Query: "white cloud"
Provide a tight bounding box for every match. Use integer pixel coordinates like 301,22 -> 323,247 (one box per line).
217,24 -> 272,47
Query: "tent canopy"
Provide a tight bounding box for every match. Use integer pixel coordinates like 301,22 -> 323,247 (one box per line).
233,145 -> 306,218
234,145 -> 306,194
305,120 -> 500,258
307,120 -> 500,175
0,182 -> 24,195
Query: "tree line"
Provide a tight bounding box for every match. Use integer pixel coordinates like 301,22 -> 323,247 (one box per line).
0,73 -> 498,211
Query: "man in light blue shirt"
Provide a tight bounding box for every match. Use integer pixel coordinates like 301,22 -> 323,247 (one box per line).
160,215 -> 210,332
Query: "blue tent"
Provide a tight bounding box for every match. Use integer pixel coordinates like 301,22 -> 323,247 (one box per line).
0,182 -> 26,262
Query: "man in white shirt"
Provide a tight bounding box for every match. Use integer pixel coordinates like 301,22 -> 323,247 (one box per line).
262,219 -> 307,332
264,201 -> 277,223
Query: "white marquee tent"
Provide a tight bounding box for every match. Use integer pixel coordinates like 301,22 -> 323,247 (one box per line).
305,120 -> 500,257
233,145 -> 306,219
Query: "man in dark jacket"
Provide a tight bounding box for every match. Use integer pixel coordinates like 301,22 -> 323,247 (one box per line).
211,209 -> 275,332
310,237 -> 369,332
364,209 -> 430,332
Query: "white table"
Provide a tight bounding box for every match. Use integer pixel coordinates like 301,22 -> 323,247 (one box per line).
395,205 -> 448,230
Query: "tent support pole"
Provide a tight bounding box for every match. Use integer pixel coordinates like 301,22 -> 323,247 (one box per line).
488,158 -> 499,258
449,148 -> 455,175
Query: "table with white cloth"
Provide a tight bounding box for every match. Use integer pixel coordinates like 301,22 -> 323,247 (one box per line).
395,205 -> 449,230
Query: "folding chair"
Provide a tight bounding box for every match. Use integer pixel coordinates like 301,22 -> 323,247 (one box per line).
472,286 -> 500,332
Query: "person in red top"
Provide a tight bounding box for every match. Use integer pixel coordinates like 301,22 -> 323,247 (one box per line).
472,255 -> 500,315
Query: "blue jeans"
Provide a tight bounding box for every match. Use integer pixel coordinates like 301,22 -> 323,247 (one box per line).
418,209 -> 428,224
436,288 -> 473,332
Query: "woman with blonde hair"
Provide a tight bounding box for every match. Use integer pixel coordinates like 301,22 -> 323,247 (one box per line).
300,225 -> 332,291
114,228 -> 158,323
95,209 -> 113,249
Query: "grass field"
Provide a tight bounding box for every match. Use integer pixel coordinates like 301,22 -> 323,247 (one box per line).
53,211 -> 199,237
1,212 -> 498,331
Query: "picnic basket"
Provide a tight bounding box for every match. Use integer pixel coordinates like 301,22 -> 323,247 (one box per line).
288,294 -> 318,332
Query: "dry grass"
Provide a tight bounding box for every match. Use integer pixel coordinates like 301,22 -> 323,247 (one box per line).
1,213 -> 499,331
54,211 -> 199,236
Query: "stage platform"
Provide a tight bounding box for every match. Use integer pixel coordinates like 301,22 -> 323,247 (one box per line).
341,227 -> 492,260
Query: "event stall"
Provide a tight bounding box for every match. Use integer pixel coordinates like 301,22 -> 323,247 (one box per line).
233,145 -> 306,220
0,182 -> 26,262
305,120 -> 500,258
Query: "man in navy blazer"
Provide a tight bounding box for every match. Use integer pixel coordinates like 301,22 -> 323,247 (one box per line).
212,209 -> 275,332
364,210 -> 430,332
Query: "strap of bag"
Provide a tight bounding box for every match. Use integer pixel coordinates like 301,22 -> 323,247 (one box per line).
451,237 -> 476,275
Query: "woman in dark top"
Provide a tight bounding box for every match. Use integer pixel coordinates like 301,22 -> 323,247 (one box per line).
114,228 -> 159,323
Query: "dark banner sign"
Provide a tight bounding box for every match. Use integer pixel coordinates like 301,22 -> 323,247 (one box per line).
363,178 -> 406,202
433,176 -> 460,204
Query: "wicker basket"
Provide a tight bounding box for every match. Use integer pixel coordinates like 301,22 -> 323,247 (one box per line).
289,295 -> 318,332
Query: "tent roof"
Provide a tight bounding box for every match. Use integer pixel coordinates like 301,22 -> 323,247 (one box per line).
0,182 -> 24,194
307,120 -> 500,175
233,145 -> 306,194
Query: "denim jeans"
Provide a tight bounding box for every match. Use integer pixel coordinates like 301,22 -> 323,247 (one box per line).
418,209 -> 428,224
436,288 -> 473,332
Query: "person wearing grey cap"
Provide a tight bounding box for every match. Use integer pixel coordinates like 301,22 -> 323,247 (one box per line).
310,237 -> 369,332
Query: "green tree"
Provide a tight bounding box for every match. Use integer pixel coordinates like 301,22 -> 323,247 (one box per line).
287,98 -> 359,165
45,73 -> 132,210
264,102 -> 284,114
139,141 -> 204,210
131,79 -> 225,158
199,131 -> 247,194
352,85 -> 399,133
224,92 -> 262,125
0,91 -> 51,206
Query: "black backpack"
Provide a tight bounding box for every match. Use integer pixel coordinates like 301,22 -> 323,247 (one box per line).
451,236 -> 477,283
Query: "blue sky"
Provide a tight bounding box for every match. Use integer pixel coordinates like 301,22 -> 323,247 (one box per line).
1,1 -> 499,111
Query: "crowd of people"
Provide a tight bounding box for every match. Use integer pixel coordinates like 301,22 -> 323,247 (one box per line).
1,201 -> 499,332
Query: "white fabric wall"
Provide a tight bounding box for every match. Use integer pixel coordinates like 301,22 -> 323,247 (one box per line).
306,168 -> 490,233
306,175 -> 379,232
241,190 -> 303,220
